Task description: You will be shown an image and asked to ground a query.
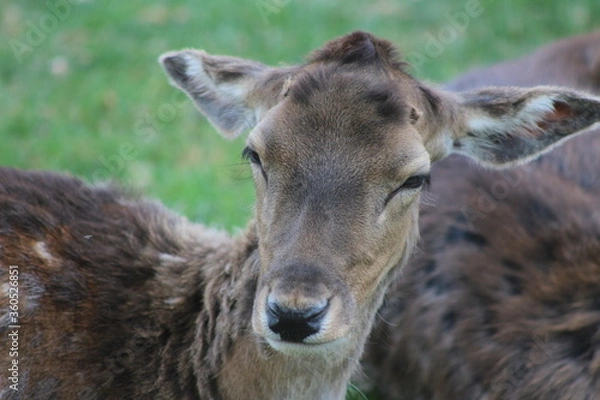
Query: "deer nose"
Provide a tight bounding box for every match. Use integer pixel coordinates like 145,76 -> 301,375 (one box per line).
266,298 -> 329,343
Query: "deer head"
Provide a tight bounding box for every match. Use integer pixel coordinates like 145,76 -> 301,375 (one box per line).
160,31 -> 600,361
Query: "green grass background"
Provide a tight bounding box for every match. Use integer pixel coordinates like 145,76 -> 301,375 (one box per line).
2,0 -> 599,398
2,0 -> 599,231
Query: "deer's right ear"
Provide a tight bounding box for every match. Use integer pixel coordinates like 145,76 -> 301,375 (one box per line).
160,50 -> 282,139
424,86 -> 600,167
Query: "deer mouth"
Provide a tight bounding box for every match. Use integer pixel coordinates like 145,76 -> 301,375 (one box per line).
252,284 -> 354,355
265,300 -> 330,343
263,334 -> 350,357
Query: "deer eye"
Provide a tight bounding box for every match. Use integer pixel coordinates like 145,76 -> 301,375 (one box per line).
242,147 -> 262,166
242,146 -> 268,181
401,174 -> 430,190
384,174 -> 430,206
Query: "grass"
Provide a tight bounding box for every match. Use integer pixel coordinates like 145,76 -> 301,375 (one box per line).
3,0 -> 599,231
2,0 -> 599,397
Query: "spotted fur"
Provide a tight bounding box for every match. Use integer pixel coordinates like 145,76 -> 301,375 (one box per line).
361,30 -> 600,400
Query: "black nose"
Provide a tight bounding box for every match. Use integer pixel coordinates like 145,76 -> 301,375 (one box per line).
266,300 -> 329,343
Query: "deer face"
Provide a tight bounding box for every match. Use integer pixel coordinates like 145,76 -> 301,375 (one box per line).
247,67 -> 430,351
160,32 -> 600,358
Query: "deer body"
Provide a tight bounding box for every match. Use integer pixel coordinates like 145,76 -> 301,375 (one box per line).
0,168 -> 251,399
447,31 -> 600,92
2,32 -> 600,399
362,31 -> 600,400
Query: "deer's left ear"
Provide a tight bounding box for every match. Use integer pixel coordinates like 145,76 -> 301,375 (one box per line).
446,87 -> 600,166
160,50 -> 291,139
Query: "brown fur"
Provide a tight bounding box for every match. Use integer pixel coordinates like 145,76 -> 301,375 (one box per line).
2,32 -> 600,400
362,31 -> 600,400
0,167 -> 257,399
447,31 -> 600,92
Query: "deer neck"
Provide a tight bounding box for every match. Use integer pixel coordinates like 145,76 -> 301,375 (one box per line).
220,336 -> 351,399
214,279 -> 397,400
181,219 -> 403,399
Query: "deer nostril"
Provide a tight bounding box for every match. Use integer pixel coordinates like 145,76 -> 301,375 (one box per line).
266,300 -> 329,343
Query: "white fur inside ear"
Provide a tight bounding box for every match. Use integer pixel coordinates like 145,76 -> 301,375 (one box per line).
466,114 -> 504,133
178,51 -> 252,102
523,95 -> 556,116
218,82 -> 250,101
467,95 -> 557,134
183,52 -> 207,82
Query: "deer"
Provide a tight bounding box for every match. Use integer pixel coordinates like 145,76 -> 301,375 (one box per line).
446,30 -> 600,93
361,31 -> 600,400
1,31 -> 600,400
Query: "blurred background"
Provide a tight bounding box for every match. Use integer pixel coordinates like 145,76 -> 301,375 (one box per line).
2,0 -> 599,232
